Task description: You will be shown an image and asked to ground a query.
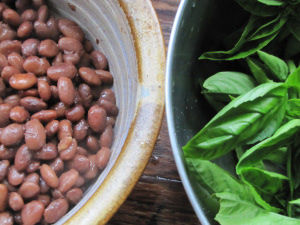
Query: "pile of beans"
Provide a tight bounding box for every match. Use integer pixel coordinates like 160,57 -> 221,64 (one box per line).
0,0 -> 119,224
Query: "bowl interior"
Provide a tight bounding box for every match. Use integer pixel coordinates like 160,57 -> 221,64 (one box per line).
47,0 -> 138,223
166,0 -> 248,224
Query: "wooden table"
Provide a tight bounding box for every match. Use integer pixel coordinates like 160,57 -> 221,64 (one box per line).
109,0 -> 201,224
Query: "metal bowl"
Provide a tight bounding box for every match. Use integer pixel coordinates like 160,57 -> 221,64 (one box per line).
166,0 -> 246,224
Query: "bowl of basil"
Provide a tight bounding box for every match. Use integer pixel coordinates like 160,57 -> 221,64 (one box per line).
166,0 -> 300,224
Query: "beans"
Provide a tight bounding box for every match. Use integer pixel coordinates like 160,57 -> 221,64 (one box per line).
7,52 -> 24,72
1,66 -> 20,83
37,195 -> 50,207
58,36 -> 83,54
0,145 -> 17,160
40,164 -> 59,188
97,98 -> 119,117
21,9 -> 37,22
9,73 -> 37,90
8,192 -> 24,211
17,21 -> 33,38
59,138 -> 77,161
88,105 -> 107,133
37,79 -> 51,101
58,169 -> 78,193
0,184 -> 8,211
0,160 -> 10,182
49,157 -> 64,175
8,166 -> 24,186
90,50 -> 108,70
66,188 -> 83,205
25,161 -> 40,173
73,119 -> 89,141
23,56 -> 50,76
4,94 -> 21,107
0,40 -> 21,57
66,104 -> 85,122
96,147 -> 111,170
67,154 -> 90,174
34,143 -> 57,160
0,23 -> 16,42
37,5 -> 49,22
47,63 -> 77,81
95,69 -> 114,84
25,119 -> 46,151
21,201 -> 44,225
38,39 -> 58,57
24,173 -> 39,183
0,123 -> 24,147
100,124 -> 114,148
0,53 -> 8,72
31,110 -> 57,123
78,83 -> 92,109
19,181 -> 40,199
21,38 -> 40,57
20,96 -> 47,112
58,119 -> 73,140
84,155 -> 98,180
9,106 -> 30,123
45,120 -> 59,139
14,144 -> 31,171
79,67 -> 101,86
57,76 -> 75,106
58,18 -> 84,42
0,104 -> 12,128
44,198 -> 68,223
86,135 -> 100,152
0,212 -> 13,225
3,9 -> 21,27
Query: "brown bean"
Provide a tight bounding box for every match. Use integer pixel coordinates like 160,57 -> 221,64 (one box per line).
9,106 -> 30,123
76,146 -> 88,156
74,175 -> 84,188
60,138 -> 77,161
58,119 -> 73,140
7,52 -> 23,73
73,119 -> 89,141
88,105 -> 107,133
21,200 -> 44,225
57,169 -> 78,193
18,88 -> 39,98
17,21 -> 33,38
96,147 -> 111,170
3,9 -> 21,27
67,154 -> 90,174
25,119 -> 46,151
40,164 -> 58,188
34,143 -> 57,160
0,145 -> 17,160
24,173 -> 39,183
90,50 -> 108,70
46,17 -> 60,41
15,0 -> 31,12
0,22 -> 16,42
45,119 -> 59,139
0,53 -> 8,73
0,212 -> 13,225
65,104 -> 85,122
25,160 -> 40,173
19,181 -> 40,199
66,188 -> 83,205
52,52 -> 63,66
4,95 -> 21,107
0,40 -> 22,57
0,160 -> 10,182
0,78 -> 5,97
100,124 -> 114,148
31,110 -> 57,123
8,192 -> 24,211
57,76 -> 75,106
49,84 -> 59,100
1,66 -> 20,83
97,99 -> 119,117
44,198 -> 68,223
83,39 -> 94,53
58,136 -> 72,151
13,212 -> 22,224
47,62 -> 77,81
2,180 -> 17,193
14,144 -> 31,171
9,73 -> 37,90
37,5 -> 48,22
51,189 -> 63,199
63,52 -> 80,65
21,9 -> 37,22
77,51 -> 91,68
95,69 -> 113,84
33,20 -> 51,40
20,96 -> 47,112
0,184 -> 8,211
23,56 -> 50,76
37,195 -> 50,207
38,39 -> 58,58
49,157 -> 64,175
21,38 -> 40,57
8,166 -> 24,186
84,155 -> 98,180
79,67 -> 101,86
58,37 -> 83,54
37,79 -> 51,101
0,123 -> 24,147
58,18 -> 84,42
0,104 -> 12,128
38,177 -> 49,194
100,89 -> 116,104
78,83 -> 92,109
86,135 -> 100,152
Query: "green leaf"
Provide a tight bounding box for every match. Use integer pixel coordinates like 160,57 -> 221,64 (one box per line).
215,192 -> 300,225
237,119 -> 300,172
183,83 -> 288,160
287,18 -> 300,41
202,71 -> 256,99
246,57 -> 272,83
290,199 -> 300,206
286,66 -> 300,97
257,0 -> 285,5
257,50 -> 288,81
234,0 -> 282,16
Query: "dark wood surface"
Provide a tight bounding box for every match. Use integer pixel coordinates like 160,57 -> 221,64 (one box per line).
109,0 -> 201,224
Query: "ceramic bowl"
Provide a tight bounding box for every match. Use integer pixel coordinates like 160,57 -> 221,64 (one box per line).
48,0 -> 165,224
166,0 -> 246,224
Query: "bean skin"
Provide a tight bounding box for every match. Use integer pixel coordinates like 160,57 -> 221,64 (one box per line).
90,50 -> 108,70
20,9 -> 37,22
0,104 -> 12,128
86,135 -> 100,152
58,18 -> 84,42
45,120 -> 59,139
49,157 -> 64,175
0,40 -> 21,57
38,39 -> 58,58
84,155 -> 98,180
21,200 -> 44,225
14,144 -> 31,172
58,119 -> 73,140
0,22 -> 16,42
37,195 -> 50,207
17,21 -> 33,38
4,95 -> 21,107
99,124 -> 114,148
79,67 -> 101,86
95,69 -> 113,84
34,143 -> 57,160
0,184 -> 8,211
67,154 -> 90,174
97,98 -> 119,117
0,160 -> 10,182
7,52 -> 24,73
88,105 -> 107,133
3,9 -> 21,27
0,123 -> 24,147
9,106 -> 30,123
25,160 -> 40,173
8,166 -> 24,186
19,181 -> 40,199
59,138 -> 77,161
24,173 -> 39,184
20,97 -> 47,112
57,76 -> 75,106
58,37 -> 83,55
23,56 -> 50,76
1,66 -> 20,83
96,147 -> 111,170
57,169 -> 78,193
40,164 -> 58,188
8,192 -> 24,211
47,63 -> 77,81
9,73 -> 37,90
44,198 -> 68,223
25,119 -> 46,151
31,110 -> 57,123
37,79 -> 51,101
73,119 -> 89,141
21,38 -> 40,57
65,104 -> 85,122
66,188 -> 83,205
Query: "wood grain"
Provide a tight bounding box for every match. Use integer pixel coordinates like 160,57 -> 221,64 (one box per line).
109,0 -> 201,224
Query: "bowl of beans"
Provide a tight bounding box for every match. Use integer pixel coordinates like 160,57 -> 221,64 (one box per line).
0,0 -> 165,224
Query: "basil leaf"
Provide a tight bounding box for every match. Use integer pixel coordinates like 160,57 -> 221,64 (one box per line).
286,66 -> 300,97
237,119 -> 300,172
234,0 -> 282,16
286,99 -> 300,119
257,50 -> 288,81
215,192 -> 300,225
257,0 -> 285,5
246,57 -> 271,83
287,17 -> 300,41
202,71 -> 256,99
183,83 -> 288,160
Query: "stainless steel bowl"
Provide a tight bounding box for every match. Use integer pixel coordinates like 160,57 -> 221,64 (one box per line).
166,0 -> 247,224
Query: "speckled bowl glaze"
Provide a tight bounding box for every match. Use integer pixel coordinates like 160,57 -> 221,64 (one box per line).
47,0 -> 165,224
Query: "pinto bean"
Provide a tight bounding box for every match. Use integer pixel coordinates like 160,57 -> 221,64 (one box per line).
88,105 -> 107,133
0,40 -> 21,57
21,38 -> 40,57
57,76 -> 75,106
73,119 -> 89,141
65,104 -> 85,122
34,143 -> 57,160
20,97 -> 47,112
17,21 -> 33,38
86,135 -> 99,152
31,110 -> 57,123
21,9 -> 37,22
23,56 -> 50,76
90,50 -> 108,70
0,184 -> 8,211
97,98 -> 119,117
21,200 -> 44,225
1,66 -> 20,83
58,119 -> 73,140
0,22 -> 16,42
79,67 -> 101,86
58,18 -> 84,42
78,83 -> 92,109
0,123 -> 24,147
3,9 -> 21,27
0,160 -> 10,182
37,195 -> 50,207
8,192 -> 24,211
47,63 -> 77,81
9,106 -> 30,123
24,173 -> 39,183
96,147 -> 111,170
9,73 -> 37,90
38,39 -> 58,58
25,160 -> 40,173
66,188 -> 83,205
44,198 -> 68,223
0,145 -> 17,160
0,104 -> 12,128
4,95 -> 21,107
25,119 -> 46,151
37,5 -> 49,22
95,69 -> 113,84
14,144 -> 31,172
57,169 -> 78,193
8,166 -> 24,186
37,79 -> 51,101
45,120 -> 59,139
100,124 -> 114,148
59,138 -> 77,161
67,154 -> 90,174
7,52 -> 23,73
40,164 -> 58,188
49,157 -> 64,175
83,155 -> 98,180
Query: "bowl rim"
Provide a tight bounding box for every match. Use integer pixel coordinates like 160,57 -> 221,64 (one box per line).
165,0 -> 210,224
63,0 -> 166,224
